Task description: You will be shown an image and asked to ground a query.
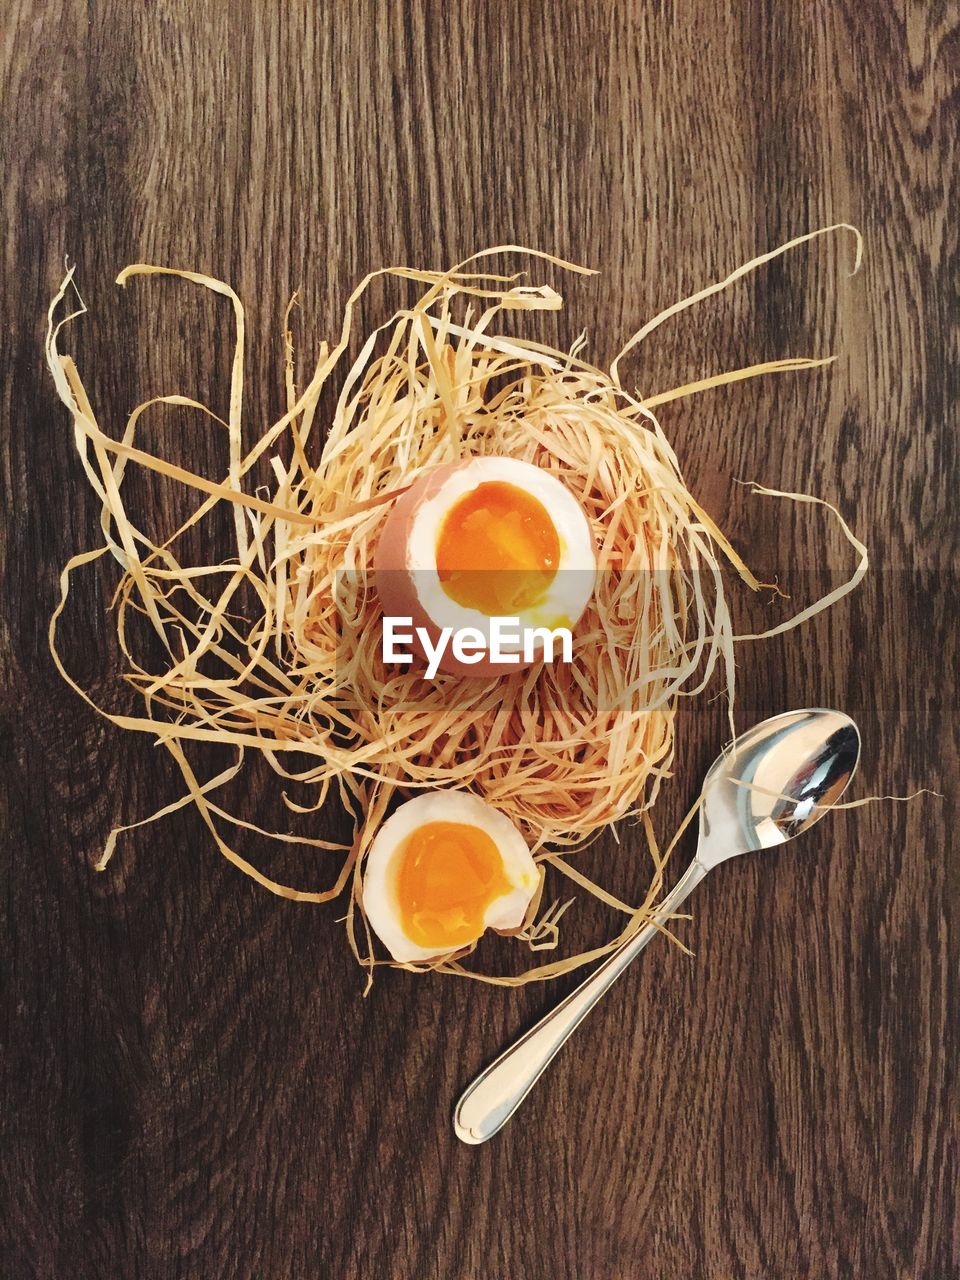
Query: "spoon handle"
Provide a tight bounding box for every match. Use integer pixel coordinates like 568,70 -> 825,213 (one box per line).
454,857 -> 709,1144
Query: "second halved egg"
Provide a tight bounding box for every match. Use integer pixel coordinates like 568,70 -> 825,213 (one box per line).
362,791 -> 540,963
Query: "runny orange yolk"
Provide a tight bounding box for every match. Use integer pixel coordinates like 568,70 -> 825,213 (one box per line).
435,481 -> 560,615
393,821 -> 513,950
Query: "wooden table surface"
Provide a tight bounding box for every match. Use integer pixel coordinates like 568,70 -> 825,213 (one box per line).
2,4 -> 957,1277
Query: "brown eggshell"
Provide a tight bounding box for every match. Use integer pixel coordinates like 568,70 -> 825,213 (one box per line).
373,460 -> 537,679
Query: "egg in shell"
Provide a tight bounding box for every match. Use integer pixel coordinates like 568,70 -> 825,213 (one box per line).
362,791 -> 541,963
374,456 -> 597,677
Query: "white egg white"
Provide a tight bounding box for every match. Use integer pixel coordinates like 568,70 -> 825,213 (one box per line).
362,791 -> 540,963
405,457 -> 596,645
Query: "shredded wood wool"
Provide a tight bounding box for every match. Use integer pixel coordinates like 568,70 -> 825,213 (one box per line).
45,226 -> 866,986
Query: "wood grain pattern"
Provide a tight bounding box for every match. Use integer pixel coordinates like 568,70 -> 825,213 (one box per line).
1,2 -> 957,1277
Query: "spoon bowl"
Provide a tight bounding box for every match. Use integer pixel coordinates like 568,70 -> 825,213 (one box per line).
698,707 -> 861,867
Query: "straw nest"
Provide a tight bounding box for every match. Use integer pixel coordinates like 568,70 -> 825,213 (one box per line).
45,228 -> 865,986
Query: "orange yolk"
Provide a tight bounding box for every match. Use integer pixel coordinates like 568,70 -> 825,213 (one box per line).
435,481 -> 560,615
393,820 -> 513,950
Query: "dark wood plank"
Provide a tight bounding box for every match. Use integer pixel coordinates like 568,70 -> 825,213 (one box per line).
1,2 -> 957,1277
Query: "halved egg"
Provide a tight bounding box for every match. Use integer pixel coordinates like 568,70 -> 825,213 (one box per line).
362,792 -> 540,963
374,456 -> 597,677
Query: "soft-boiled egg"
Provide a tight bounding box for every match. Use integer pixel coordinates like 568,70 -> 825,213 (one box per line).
362,791 -> 540,963
374,456 -> 596,677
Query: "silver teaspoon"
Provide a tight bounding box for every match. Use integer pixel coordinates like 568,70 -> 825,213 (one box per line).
454,707 -> 861,1145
